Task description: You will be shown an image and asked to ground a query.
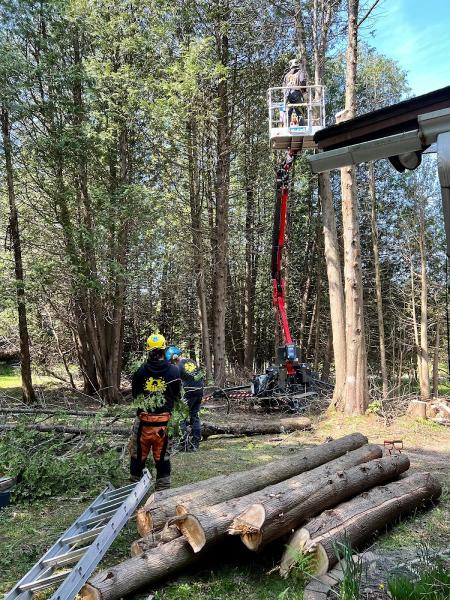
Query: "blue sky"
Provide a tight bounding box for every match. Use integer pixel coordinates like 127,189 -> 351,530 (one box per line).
361,0 -> 450,95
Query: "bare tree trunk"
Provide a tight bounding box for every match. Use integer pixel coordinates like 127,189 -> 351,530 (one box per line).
212,0 -> 231,385
280,472 -> 441,577
432,320 -> 440,398
340,0 -> 368,415
418,196 -> 430,400
136,433 -> 367,536
177,445 -> 382,553
1,107 -> 36,404
369,162 -> 388,399
319,174 -> 347,407
244,182 -> 256,371
409,247 -> 421,386
187,118 -> 212,379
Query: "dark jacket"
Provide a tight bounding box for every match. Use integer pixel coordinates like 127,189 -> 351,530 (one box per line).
132,359 -> 181,414
178,358 -> 204,398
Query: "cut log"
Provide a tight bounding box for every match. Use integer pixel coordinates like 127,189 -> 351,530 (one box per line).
406,400 -> 427,418
201,417 -> 311,439
81,538 -> 197,600
175,444 -> 383,553
130,524 -> 181,557
280,472 -> 441,577
136,432 -> 369,536
229,454 -> 410,551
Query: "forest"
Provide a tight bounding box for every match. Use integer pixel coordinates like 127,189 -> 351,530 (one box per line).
0,0 -> 446,411
1,1 -> 450,599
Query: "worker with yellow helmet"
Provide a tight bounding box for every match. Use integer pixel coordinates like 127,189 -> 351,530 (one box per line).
128,333 -> 181,490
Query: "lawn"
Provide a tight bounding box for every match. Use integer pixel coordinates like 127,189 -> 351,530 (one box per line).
0,399 -> 449,599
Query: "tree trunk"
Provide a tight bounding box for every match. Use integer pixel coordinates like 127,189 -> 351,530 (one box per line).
340,0 -> 368,415
81,538 -> 198,600
1,107 -> 36,404
432,321 -> 440,398
175,445 -> 382,553
319,173 -> 346,408
212,1 -> 231,385
280,472 -> 441,577
201,417 -> 311,438
229,454 -> 408,551
187,118 -> 213,380
418,196 -> 430,400
369,162 -> 388,400
136,433 -> 368,536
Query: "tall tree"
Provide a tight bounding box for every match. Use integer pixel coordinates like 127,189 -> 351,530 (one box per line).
1,107 -> 36,403
339,0 -> 368,414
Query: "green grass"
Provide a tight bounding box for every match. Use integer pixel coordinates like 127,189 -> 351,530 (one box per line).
388,561 -> 450,599
0,363 -> 57,391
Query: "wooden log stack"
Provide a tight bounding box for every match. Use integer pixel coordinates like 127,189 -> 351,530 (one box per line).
80,433 -> 441,600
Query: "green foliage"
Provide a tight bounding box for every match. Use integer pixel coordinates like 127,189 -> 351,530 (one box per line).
285,548 -> 316,589
0,422 -> 125,502
388,559 -> 450,600
331,541 -> 362,600
366,400 -> 383,415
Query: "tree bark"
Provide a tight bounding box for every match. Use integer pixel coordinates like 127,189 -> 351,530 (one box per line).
229,454 -> 408,551
212,0 -> 231,385
81,538 -> 198,600
432,321 -> 440,398
1,107 -> 36,404
201,417 -> 311,439
340,0 -> 369,415
280,472 -> 441,577
187,117 -> 213,380
319,173 -> 346,408
369,162 -> 388,400
175,445 -> 382,552
418,195 -> 430,400
136,433 -> 368,536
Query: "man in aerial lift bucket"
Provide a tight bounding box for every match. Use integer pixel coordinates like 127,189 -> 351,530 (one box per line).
283,58 -> 306,127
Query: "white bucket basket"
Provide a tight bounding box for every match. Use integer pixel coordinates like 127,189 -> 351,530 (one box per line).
268,85 -> 325,150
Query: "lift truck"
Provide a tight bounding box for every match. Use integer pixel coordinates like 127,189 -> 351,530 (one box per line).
210,85 -> 331,412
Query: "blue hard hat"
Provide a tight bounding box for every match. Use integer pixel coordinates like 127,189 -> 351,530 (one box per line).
165,345 -> 183,361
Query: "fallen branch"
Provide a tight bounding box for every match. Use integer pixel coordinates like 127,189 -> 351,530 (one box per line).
201,417 -> 311,439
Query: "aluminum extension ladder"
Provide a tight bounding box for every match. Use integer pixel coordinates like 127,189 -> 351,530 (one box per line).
5,469 -> 152,600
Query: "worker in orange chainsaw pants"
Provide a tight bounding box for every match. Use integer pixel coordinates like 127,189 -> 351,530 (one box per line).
128,333 -> 181,490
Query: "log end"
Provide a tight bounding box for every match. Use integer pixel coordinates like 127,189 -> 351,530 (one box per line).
229,504 -> 266,550
79,583 -> 102,600
130,539 -> 144,557
136,507 -> 153,537
241,530 -> 263,550
176,514 -> 206,553
280,528 -> 329,577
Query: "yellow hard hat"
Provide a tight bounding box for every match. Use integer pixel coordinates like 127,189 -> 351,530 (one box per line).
146,333 -> 166,351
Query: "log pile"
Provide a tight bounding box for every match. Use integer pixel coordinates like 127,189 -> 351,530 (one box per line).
407,398 -> 450,425
80,433 -> 441,600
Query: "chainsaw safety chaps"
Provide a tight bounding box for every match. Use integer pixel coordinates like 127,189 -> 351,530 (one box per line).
129,412 -> 171,482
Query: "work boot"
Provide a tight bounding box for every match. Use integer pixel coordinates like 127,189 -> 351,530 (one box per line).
129,474 -> 140,483
155,476 -> 171,491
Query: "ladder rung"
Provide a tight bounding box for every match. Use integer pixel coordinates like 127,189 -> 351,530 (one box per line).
62,527 -> 104,545
79,508 -> 116,527
43,546 -> 89,567
105,483 -> 136,498
96,497 -> 127,512
20,571 -> 69,592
